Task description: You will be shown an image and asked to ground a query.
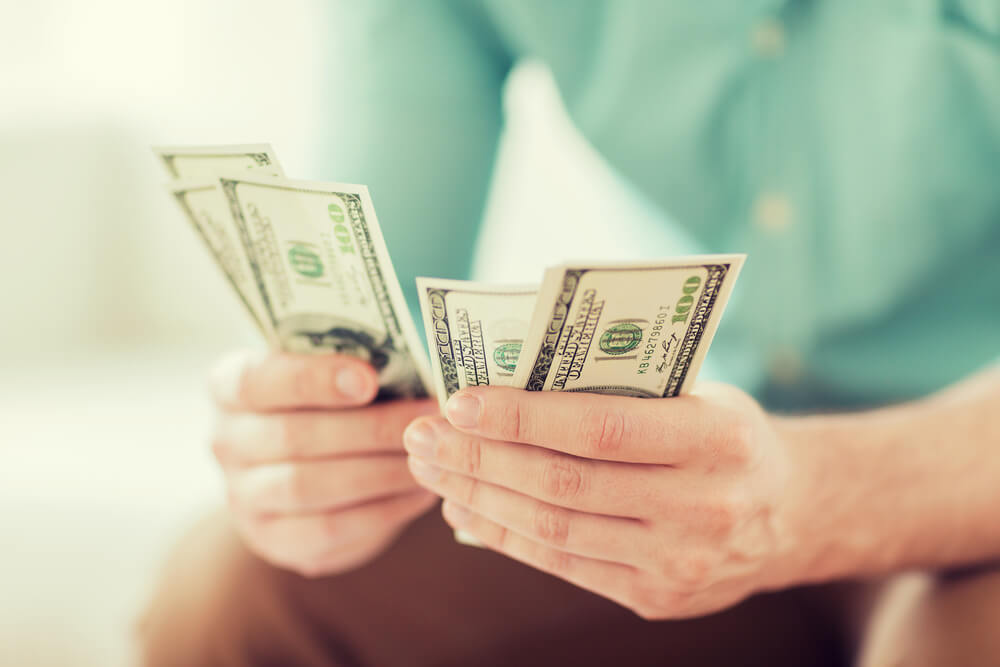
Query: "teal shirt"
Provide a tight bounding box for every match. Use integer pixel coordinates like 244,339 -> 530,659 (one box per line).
318,0 -> 1000,410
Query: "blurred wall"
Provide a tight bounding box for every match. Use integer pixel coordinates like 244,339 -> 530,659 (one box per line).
1,5 -> 332,664
0,0 -> 325,366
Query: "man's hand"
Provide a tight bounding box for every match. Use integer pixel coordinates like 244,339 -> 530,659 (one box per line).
403,383 -> 805,620
209,350 -> 438,577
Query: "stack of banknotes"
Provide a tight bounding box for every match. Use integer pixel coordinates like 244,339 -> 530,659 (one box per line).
154,144 -> 745,408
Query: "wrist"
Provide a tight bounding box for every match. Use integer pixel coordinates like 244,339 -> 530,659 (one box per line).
767,412 -> 884,588
762,370 -> 1000,589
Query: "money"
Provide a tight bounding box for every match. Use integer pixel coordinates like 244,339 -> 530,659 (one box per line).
151,145 -> 746,409
153,144 -> 284,180
416,278 -> 537,407
219,175 -> 432,399
168,180 -> 276,339
512,256 -> 745,397
155,144 -> 285,334
415,279 -> 538,548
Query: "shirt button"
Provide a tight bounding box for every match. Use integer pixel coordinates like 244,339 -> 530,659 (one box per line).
769,348 -> 803,385
753,193 -> 794,233
751,18 -> 785,57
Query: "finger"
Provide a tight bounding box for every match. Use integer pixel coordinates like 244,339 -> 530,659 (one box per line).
441,500 -> 638,610
404,416 -> 666,516
214,399 -> 438,466
228,455 -> 420,515
442,386 -> 722,465
209,349 -> 378,412
242,490 -> 437,574
408,456 -> 649,565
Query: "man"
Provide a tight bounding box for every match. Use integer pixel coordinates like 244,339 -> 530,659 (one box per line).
142,1 -> 1000,664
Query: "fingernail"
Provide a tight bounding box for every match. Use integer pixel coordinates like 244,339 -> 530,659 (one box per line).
442,501 -> 472,527
446,393 -> 481,428
335,367 -> 369,400
408,456 -> 443,483
403,421 -> 436,458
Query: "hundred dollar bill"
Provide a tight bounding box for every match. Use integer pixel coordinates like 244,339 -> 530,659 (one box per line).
416,277 -> 537,547
153,143 -> 284,180
168,179 -> 275,338
154,144 -> 285,335
416,278 -> 537,407
219,175 -> 432,399
512,255 -> 745,397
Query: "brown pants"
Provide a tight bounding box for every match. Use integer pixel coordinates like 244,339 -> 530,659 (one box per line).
139,507 -> 1000,667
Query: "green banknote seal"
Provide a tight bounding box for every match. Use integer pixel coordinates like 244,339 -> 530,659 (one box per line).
492,342 -> 522,373
599,322 -> 643,355
287,244 -> 324,278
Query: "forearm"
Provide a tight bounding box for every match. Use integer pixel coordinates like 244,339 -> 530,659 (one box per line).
777,365 -> 1000,585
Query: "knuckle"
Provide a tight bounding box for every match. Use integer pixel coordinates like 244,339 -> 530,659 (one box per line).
633,605 -> 663,621
258,551 -> 292,572
708,504 -> 738,535
296,564 -> 320,578
629,583 -> 660,617
224,486 -> 240,511
242,534 -> 272,563
540,547 -> 573,574
718,414 -> 758,466
671,554 -> 714,590
226,481 -> 254,516
296,557 -> 331,579
498,397 -> 528,442
493,524 -> 510,551
459,435 -> 483,477
293,363 -> 332,404
208,350 -> 251,406
232,369 -> 256,409
532,502 -> 572,546
374,498 -> 412,530
237,517 -> 272,557
319,512 -> 349,541
210,432 -> 229,464
630,582 -> 686,620
580,408 -> 626,457
285,466 -> 313,507
540,455 -> 586,501
669,590 -> 696,616
276,415 -> 312,457
707,491 -> 751,534
217,362 -> 256,411
461,477 -> 482,507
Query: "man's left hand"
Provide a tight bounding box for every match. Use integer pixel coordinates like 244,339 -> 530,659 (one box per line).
403,383 -> 807,620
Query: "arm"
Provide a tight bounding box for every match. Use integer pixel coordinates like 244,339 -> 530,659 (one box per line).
401,366 -> 1000,619
317,0 -> 512,298
785,364 -> 1000,582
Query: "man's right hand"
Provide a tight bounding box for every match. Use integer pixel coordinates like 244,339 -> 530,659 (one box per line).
208,350 -> 439,577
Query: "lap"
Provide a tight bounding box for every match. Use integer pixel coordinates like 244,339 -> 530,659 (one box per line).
859,564 -> 1000,667
140,507 -> 850,667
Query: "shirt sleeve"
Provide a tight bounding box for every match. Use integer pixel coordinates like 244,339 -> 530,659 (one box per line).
314,0 -> 512,314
